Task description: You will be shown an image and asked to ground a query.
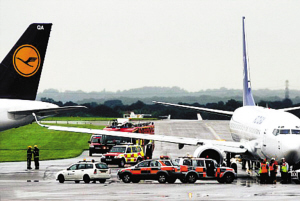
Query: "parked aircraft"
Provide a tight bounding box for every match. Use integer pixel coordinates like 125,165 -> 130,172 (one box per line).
0,23 -> 85,131
36,17 -> 300,169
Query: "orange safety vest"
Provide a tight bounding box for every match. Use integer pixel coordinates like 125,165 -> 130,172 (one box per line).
260,163 -> 268,173
269,163 -> 274,171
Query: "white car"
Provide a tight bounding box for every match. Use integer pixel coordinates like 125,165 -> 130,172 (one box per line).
56,161 -> 111,183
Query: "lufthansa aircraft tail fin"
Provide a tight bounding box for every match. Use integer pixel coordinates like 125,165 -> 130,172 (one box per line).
242,17 -> 255,106
0,23 -> 52,100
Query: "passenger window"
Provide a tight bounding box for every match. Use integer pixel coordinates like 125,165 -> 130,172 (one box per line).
126,147 -> 132,153
96,163 -> 108,169
132,147 -> 137,153
137,161 -> 149,167
86,164 -> 93,169
78,164 -> 86,169
183,159 -> 191,166
164,161 -> 172,166
273,129 -> 279,136
69,164 -> 77,170
150,161 -> 161,167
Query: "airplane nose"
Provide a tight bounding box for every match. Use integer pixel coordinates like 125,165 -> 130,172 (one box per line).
281,136 -> 300,164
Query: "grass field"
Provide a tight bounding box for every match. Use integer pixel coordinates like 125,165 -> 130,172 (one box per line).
0,123 -> 105,162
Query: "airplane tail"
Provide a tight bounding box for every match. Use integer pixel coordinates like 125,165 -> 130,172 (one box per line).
242,17 -> 255,106
0,23 -> 52,100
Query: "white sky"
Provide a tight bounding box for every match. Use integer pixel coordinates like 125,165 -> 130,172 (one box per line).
1,0 -> 300,93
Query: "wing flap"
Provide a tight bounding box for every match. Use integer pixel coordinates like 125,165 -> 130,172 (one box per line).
8,106 -> 87,116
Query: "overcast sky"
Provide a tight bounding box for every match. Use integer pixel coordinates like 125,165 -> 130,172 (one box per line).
1,0 -> 300,93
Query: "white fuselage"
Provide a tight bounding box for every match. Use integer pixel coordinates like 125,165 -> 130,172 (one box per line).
0,99 -> 58,131
229,106 -> 300,164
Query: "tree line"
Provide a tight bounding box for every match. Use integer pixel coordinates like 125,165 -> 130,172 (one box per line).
41,97 -> 300,120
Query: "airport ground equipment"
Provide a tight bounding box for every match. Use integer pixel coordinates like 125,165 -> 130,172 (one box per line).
101,144 -> 145,167
117,156 -> 182,183
175,157 -> 236,183
88,119 -> 154,156
56,160 -> 111,184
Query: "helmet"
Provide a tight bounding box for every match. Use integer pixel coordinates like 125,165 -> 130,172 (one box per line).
271,158 -> 275,161
34,145 -> 38,148
28,146 -> 32,148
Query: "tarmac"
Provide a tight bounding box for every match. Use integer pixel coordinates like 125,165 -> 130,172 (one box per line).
1,120 -> 300,200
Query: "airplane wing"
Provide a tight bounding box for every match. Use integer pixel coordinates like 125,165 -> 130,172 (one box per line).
153,101 -> 234,116
8,106 -> 87,116
34,115 -> 247,154
279,106 -> 300,112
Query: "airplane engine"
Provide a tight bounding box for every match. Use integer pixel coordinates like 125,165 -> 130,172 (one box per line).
193,146 -> 224,164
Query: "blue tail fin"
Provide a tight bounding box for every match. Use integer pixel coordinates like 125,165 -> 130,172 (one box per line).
242,17 -> 255,106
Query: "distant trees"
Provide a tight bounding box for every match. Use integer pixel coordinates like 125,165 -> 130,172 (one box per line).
40,97 -> 300,120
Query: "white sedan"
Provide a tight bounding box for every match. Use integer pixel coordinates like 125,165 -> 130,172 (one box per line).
56,161 -> 111,183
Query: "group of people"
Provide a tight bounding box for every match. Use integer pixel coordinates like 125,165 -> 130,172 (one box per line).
259,158 -> 289,184
27,145 -> 39,170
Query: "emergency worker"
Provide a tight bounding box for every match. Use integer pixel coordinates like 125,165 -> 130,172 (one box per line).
280,158 -> 289,184
269,158 -> 277,184
27,146 -> 32,169
145,143 -> 153,159
33,145 -> 39,169
259,158 -> 269,184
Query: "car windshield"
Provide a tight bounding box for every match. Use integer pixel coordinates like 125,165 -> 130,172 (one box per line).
110,147 -> 126,153
92,137 -> 101,143
292,129 -> 300,134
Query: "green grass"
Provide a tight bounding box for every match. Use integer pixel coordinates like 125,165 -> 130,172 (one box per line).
0,124 -> 105,162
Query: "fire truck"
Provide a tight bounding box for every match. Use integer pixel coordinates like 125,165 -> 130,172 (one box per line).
88,119 -> 154,156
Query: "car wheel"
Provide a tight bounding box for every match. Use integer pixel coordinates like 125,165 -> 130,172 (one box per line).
119,159 -> 125,167
187,173 -> 197,183
158,173 -> 167,184
122,173 -> 132,183
99,179 -> 106,183
167,177 -> 177,184
83,175 -> 91,183
58,174 -> 65,183
75,180 -> 80,183
223,173 -> 234,183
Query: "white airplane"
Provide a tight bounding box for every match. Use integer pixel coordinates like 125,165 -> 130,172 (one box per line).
35,17 -> 300,169
0,23 -> 85,131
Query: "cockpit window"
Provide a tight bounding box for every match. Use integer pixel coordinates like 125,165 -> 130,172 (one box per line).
273,129 -> 279,136
292,130 -> 300,134
280,129 -> 290,134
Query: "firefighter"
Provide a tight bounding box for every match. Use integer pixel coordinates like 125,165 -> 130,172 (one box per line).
145,142 -> 153,159
269,158 -> 277,184
33,145 -> 39,169
259,158 -> 269,184
27,146 -> 32,169
280,158 -> 289,184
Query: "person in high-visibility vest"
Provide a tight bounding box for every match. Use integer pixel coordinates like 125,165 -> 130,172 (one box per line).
269,158 -> 277,184
259,158 -> 269,184
280,158 -> 289,184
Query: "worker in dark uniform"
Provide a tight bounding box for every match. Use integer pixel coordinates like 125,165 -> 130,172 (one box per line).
33,145 -> 39,169
145,143 -> 153,159
27,146 -> 33,169
259,158 -> 269,184
269,158 -> 277,184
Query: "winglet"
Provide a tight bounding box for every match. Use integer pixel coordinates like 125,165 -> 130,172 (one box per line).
242,17 -> 255,106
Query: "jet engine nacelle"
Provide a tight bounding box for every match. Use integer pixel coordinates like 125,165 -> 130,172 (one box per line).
193,145 -> 224,164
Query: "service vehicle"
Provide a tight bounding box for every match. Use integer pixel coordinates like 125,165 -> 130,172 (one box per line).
175,157 -> 236,183
117,157 -> 182,183
56,160 -> 111,184
289,169 -> 299,184
101,144 -> 144,167
88,119 -> 155,156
